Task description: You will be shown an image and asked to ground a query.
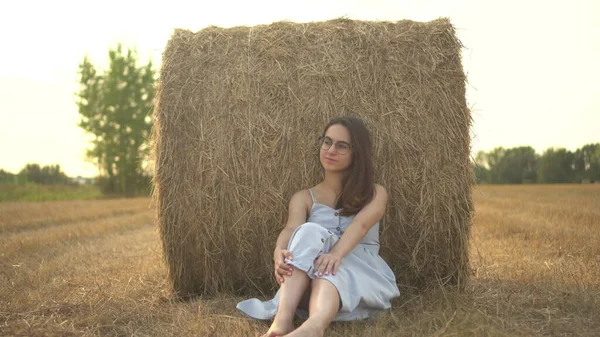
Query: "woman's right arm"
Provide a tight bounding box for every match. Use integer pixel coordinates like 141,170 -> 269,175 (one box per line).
273,190 -> 310,284
274,190 -> 310,252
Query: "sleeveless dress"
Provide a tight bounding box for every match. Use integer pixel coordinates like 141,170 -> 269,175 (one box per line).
236,189 -> 400,321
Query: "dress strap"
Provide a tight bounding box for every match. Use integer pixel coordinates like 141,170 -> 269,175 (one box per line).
308,188 -> 316,204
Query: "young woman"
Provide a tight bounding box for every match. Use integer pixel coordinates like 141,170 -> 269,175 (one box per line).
237,116 -> 400,337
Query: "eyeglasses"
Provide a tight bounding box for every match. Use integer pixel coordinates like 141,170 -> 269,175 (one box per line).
320,136 -> 351,155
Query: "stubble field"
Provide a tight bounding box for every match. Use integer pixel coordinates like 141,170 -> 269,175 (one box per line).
1,185 -> 598,336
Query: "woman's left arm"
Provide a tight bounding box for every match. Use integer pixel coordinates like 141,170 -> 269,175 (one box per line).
314,184 -> 388,276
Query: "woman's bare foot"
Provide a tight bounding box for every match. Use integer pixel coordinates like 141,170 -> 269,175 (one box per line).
261,318 -> 294,337
283,322 -> 324,337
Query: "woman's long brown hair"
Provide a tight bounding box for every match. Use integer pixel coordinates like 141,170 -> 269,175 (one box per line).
322,116 -> 375,216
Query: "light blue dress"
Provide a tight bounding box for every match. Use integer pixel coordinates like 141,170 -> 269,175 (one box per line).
237,189 -> 400,321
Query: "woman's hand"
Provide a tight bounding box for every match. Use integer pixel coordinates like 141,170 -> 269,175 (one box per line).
314,252 -> 342,276
273,249 -> 294,285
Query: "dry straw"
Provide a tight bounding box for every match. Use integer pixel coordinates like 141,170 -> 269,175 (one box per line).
152,18 -> 473,298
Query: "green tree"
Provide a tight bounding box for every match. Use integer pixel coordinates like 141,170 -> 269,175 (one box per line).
592,145 -> 600,182
573,143 -> 600,182
473,151 -> 490,184
478,147 -> 538,184
76,44 -> 155,196
498,147 -> 538,184
485,147 -> 505,183
537,148 -> 576,183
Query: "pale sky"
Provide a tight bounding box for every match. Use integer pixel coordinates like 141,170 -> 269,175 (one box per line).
0,0 -> 598,177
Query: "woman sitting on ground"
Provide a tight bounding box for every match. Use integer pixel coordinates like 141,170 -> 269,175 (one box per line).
237,116 -> 400,337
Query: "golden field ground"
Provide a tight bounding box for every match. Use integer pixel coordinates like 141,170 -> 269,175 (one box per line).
0,185 -> 598,337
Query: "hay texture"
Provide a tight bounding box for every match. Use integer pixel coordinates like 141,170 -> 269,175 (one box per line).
153,18 -> 472,297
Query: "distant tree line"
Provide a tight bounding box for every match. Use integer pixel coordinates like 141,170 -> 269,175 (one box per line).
0,164 -> 71,185
474,143 -> 600,184
3,143 -> 598,188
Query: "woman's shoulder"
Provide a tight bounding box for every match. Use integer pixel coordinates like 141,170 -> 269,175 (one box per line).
288,189 -> 313,217
291,187 -> 314,198
374,183 -> 386,192
289,189 -> 313,206
373,183 -> 388,200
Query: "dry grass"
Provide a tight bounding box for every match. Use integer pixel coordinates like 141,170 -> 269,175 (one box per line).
154,18 -> 471,296
0,184 -> 102,202
0,198 -> 152,233
1,185 -> 599,336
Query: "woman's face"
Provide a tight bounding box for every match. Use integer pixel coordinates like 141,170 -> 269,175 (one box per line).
319,124 -> 353,172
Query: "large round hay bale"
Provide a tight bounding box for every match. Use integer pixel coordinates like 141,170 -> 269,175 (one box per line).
152,18 -> 472,297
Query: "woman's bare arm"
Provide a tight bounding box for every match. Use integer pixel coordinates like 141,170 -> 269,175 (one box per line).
329,184 -> 388,259
273,190 -> 310,283
274,190 -> 310,255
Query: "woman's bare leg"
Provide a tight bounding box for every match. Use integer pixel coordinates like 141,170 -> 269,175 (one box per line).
284,278 -> 340,337
262,267 -> 310,337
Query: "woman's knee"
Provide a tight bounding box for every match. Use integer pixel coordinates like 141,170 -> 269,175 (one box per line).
295,222 -> 327,236
288,223 -> 329,249
286,223 -> 330,267
298,222 -> 321,230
